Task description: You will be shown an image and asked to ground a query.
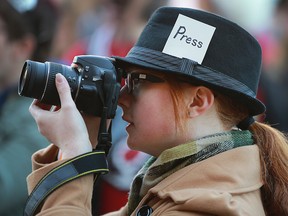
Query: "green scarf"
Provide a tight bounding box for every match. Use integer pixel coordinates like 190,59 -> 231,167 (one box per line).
127,130 -> 254,215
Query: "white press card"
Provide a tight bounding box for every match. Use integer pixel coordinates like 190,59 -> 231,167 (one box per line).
162,14 -> 216,64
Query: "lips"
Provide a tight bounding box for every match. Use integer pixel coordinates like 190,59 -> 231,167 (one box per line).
121,115 -> 132,124
121,115 -> 134,132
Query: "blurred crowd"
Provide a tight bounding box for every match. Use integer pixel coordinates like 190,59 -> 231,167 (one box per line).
0,0 -> 287,215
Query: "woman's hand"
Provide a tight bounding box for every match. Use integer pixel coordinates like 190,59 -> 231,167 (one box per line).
29,73 -> 93,159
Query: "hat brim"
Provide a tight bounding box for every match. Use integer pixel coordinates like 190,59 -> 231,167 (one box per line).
114,56 -> 266,116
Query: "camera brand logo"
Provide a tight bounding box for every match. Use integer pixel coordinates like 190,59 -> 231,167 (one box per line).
162,14 -> 216,64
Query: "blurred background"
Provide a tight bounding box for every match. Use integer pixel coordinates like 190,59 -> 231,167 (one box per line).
0,0 -> 287,215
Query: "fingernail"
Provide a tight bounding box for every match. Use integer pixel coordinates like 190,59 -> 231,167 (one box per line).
56,73 -> 63,83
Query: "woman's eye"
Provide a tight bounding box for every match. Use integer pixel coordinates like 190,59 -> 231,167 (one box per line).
132,78 -> 146,93
133,78 -> 144,87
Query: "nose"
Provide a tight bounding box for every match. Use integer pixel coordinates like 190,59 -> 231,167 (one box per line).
118,85 -> 130,109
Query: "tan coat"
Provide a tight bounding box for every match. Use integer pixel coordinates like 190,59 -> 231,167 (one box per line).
27,145 -> 265,215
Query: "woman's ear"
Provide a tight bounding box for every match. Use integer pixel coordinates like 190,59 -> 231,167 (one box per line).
187,86 -> 215,118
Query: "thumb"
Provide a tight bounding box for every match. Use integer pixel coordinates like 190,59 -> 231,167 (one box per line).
55,73 -> 73,107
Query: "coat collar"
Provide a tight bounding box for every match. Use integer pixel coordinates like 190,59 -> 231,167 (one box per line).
147,145 -> 262,201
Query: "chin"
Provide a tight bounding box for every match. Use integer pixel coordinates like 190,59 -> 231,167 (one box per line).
126,136 -> 137,150
127,137 -> 145,153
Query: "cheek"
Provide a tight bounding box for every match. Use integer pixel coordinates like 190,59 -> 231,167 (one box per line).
127,88 -> 177,155
140,100 -> 175,134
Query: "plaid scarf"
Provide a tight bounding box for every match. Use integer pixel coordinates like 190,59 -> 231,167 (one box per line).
127,130 -> 254,215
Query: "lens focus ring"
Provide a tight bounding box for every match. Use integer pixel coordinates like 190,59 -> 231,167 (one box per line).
41,62 -> 62,105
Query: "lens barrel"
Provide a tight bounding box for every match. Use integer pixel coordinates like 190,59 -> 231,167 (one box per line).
19,60 -> 47,100
18,60 -> 78,105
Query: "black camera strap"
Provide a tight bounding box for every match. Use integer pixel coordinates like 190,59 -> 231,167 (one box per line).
24,150 -> 109,216
96,106 -> 112,155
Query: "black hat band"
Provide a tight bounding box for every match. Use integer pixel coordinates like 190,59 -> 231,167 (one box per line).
125,46 -> 256,98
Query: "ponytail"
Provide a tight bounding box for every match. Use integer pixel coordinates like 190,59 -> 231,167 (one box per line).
250,122 -> 288,215
215,94 -> 288,215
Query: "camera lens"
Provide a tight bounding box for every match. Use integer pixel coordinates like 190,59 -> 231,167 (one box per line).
18,60 -> 78,105
19,60 -> 49,100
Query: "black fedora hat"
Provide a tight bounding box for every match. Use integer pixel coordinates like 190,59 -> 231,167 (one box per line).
114,6 -> 266,116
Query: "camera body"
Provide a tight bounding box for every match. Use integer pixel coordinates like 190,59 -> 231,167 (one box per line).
19,55 -> 122,118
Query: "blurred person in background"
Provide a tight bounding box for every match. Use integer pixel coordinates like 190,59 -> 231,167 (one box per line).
0,0 -> 58,215
257,0 -> 288,132
49,0 -> 101,64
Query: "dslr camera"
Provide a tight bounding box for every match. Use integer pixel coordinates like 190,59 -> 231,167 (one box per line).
18,55 -> 122,118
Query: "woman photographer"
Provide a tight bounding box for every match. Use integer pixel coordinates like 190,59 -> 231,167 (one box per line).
27,7 -> 288,215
